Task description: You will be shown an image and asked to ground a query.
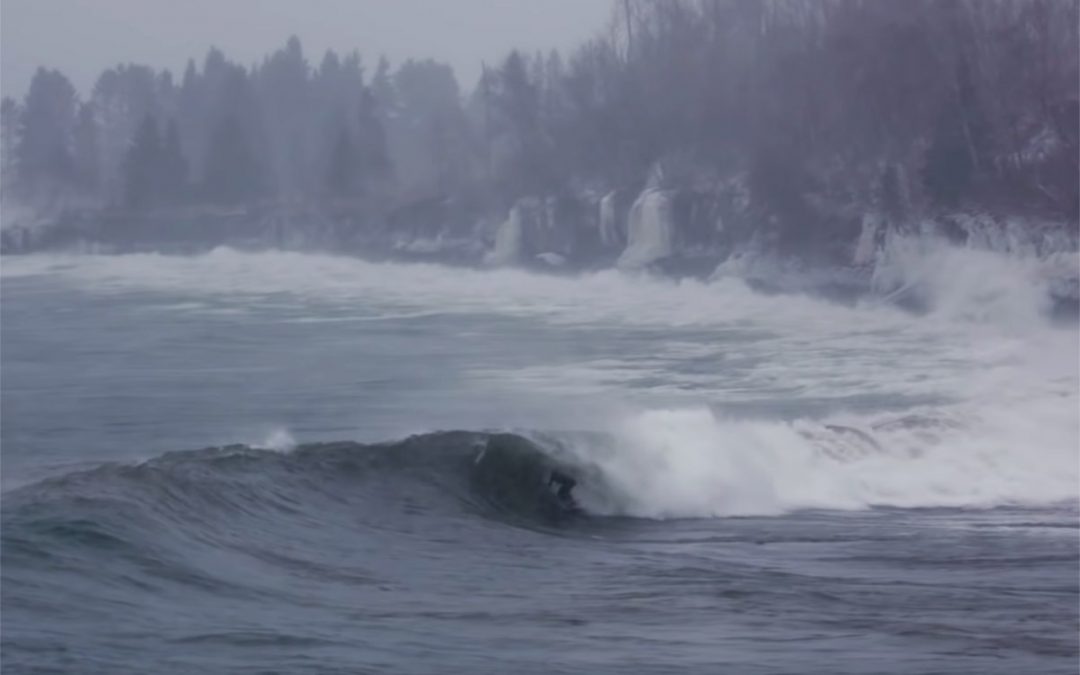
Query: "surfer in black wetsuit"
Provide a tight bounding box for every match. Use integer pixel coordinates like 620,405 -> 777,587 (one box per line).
548,469 -> 576,503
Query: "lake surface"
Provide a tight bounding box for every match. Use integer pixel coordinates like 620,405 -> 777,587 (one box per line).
2,248 -> 1077,674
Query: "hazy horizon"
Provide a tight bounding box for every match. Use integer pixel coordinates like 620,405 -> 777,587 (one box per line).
1,0 -> 612,98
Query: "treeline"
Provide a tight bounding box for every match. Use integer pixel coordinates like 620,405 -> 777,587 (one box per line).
2,0 -> 1077,227
1,37 -> 468,211
486,0 -> 1079,221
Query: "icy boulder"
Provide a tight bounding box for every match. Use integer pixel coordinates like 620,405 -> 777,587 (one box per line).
852,212 -> 883,267
485,196 -> 589,268
485,198 -> 540,266
598,190 -> 627,250
617,188 -> 675,269
535,252 -> 567,267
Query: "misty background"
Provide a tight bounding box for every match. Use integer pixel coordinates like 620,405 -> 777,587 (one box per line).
1,0 -> 611,96
1,0 -> 1077,295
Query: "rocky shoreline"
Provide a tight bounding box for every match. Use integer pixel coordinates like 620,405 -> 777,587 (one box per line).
3,179 -> 1077,316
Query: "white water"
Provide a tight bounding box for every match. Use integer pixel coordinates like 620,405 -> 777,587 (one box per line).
570,391 -> 1077,518
871,232 -> 1074,324
4,239 -> 1076,518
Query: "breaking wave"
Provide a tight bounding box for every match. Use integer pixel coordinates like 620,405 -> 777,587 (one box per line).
573,402 -> 1078,518
870,232 -> 1078,324
4,398 -> 1076,564
3,237 -> 1076,528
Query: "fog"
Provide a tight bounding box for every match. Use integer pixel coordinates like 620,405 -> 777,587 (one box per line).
1,0 -> 611,96
3,3 -> 1079,673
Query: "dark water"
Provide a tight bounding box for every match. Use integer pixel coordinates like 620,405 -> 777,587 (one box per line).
2,252 -> 1078,674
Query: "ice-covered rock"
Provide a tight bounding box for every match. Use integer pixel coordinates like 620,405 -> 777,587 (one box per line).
617,188 -> 675,269
853,212 -> 883,266
535,252 -> 567,267
598,190 -> 627,250
484,196 -> 591,267
485,198 -> 537,266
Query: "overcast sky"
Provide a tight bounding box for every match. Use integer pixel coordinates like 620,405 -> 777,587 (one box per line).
1,0 -> 613,99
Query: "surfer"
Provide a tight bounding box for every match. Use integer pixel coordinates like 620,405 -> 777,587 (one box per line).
548,469 -> 577,503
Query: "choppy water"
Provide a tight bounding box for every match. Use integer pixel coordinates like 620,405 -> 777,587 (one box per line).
2,245 -> 1077,673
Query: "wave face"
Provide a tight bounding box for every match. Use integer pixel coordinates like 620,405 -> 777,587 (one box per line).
1,433 -> 582,546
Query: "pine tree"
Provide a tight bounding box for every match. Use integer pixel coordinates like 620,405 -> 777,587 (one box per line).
325,125 -> 360,196
357,90 -> 391,185
203,114 -> 262,204
16,68 -> 78,191
73,103 -> 100,191
370,56 -> 396,117
1,97 -> 20,193
124,114 -> 162,207
161,119 -> 189,203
